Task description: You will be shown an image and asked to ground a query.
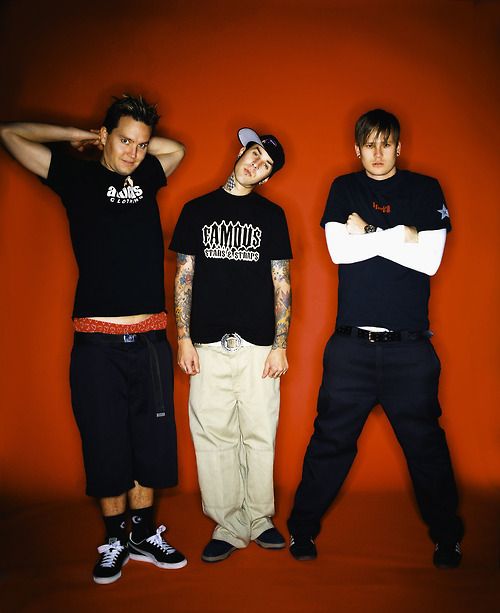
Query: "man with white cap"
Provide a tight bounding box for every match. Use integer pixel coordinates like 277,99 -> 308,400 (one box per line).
170,128 -> 292,562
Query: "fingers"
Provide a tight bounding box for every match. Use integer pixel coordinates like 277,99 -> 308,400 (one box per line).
179,361 -> 198,375
177,351 -> 200,376
262,364 -> 289,379
346,212 -> 366,235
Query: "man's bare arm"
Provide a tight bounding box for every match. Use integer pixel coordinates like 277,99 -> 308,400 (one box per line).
174,253 -> 200,375
271,259 -> 291,349
263,259 -> 291,379
0,123 -> 98,179
147,136 -> 185,178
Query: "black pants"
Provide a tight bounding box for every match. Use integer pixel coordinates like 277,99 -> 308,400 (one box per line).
70,330 -> 178,498
288,332 -> 464,543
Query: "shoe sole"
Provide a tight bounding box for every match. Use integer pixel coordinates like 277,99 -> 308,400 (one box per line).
93,555 -> 129,584
290,553 -> 317,561
201,547 -> 237,563
254,538 -> 286,550
129,551 -> 187,569
433,560 -> 461,569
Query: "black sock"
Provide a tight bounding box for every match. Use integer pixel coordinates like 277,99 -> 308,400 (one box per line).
130,506 -> 155,542
103,512 -> 127,544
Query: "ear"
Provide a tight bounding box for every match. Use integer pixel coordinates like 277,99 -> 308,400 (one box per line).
354,143 -> 361,158
99,126 -> 108,147
396,142 -> 401,156
237,145 -> 246,157
258,177 -> 270,186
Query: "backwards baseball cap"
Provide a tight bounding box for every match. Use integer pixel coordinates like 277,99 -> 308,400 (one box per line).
238,127 -> 285,176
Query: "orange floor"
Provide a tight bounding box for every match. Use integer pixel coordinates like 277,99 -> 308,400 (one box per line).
2,489 -> 498,613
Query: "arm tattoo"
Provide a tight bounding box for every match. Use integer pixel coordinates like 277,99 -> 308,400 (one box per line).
174,253 -> 195,340
271,259 -> 291,349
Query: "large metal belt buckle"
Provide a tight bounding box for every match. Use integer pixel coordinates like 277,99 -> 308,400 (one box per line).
221,332 -> 242,352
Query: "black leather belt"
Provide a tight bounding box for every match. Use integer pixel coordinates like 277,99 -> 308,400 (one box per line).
335,326 -> 429,343
74,330 -> 167,417
74,330 -> 166,345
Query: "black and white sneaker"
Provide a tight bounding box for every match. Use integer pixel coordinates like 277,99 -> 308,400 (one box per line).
128,524 -> 187,569
92,538 -> 129,584
433,541 -> 462,569
289,534 -> 317,561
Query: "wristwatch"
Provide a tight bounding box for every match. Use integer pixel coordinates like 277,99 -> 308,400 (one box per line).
364,224 -> 376,233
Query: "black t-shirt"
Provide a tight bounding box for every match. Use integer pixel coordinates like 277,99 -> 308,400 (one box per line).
170,188 -> 292,345
321,170 -> 452,331
43,151 -> 167,317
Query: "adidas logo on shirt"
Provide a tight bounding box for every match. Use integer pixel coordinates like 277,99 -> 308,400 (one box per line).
106,184 -> 144,204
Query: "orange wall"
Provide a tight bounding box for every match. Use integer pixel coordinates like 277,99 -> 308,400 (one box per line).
1,0 -> 498,504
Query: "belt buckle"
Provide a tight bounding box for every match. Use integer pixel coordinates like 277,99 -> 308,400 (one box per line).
123,334 -> 137,343
221,333 -> 242,352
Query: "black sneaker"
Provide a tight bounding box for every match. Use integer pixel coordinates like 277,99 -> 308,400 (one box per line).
92,538 -> 129,584
289,535 -> 317,561
128,525 -> 187,569
433,541 -> 462,569
255,527 -> 286,550
201,539 -> 237,563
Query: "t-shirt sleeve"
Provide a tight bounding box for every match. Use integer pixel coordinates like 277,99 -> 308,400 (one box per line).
169,202 -> 198,255
269,206 -> 293,260
41,149 -> 81,201
320,178 -> 350,227
413,176 -> 452,233
142,153 -> 167,190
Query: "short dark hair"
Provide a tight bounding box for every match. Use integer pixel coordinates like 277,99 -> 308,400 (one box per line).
355,109 -> 400,146
102,94 -> 160,133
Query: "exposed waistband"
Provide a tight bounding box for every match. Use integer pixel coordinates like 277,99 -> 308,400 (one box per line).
73,312 -> 167,334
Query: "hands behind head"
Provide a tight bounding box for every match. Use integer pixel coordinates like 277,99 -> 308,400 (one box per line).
70,129 -> 103,152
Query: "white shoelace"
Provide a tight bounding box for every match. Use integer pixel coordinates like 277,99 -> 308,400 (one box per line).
97,540 -> 124,568
146,525 -> 176,554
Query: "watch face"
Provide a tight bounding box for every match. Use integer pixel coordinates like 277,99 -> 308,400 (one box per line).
364,224 -> 376,233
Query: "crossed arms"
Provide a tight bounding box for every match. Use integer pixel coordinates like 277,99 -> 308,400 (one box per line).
174,255 -> 291,378
325,212 -> 446,276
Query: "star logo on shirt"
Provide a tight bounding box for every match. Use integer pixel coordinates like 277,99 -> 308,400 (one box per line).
437,204 -> 449,220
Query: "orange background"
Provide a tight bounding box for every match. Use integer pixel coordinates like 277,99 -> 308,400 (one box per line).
0,0 -> 498,511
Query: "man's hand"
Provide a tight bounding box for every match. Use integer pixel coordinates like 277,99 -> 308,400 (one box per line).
0,123 -> 100,179
262,348 -> 288,379
346,212 -> 368,235
177,338 -> 200,375
404,225 -> 418,243
70,129 -> 102,152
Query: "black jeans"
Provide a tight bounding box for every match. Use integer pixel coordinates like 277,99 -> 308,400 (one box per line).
288,332 -> 464,543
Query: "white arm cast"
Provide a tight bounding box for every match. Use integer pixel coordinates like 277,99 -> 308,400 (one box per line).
325,222 -> 446,276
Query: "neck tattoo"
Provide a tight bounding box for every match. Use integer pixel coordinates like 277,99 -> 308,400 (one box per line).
223,174 -> 235,193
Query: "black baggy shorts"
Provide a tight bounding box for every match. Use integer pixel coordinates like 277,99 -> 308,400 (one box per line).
70,330 -> 178,498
